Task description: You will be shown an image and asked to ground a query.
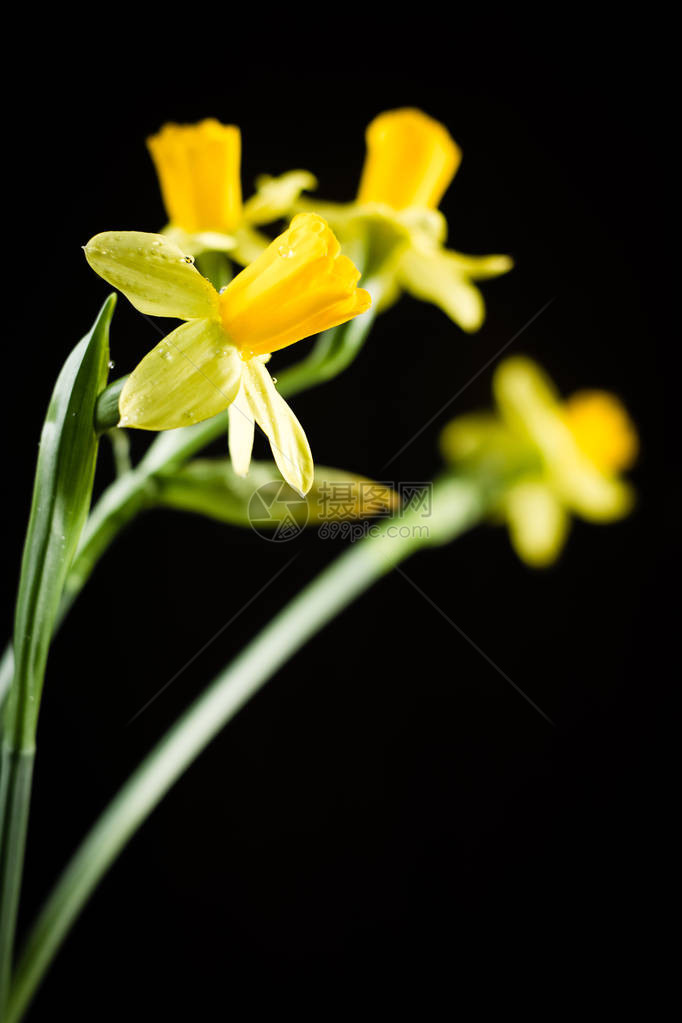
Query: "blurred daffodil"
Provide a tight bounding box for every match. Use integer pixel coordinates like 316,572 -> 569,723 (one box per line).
293,108 -> 512,331
148,119 -> 316,262
441,356 -> 638,566
85,214 -> 371,495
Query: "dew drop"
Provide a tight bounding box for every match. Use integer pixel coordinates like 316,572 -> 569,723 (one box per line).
181,254 -> 195,264
108,360 -> 115,370
278,245 -> 294,259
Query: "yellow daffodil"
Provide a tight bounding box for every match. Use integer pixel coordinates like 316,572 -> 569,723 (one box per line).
292,108 -> 512,331
147,119 -> 317,261
84,214 -> 371,495
440,356 -> 638,566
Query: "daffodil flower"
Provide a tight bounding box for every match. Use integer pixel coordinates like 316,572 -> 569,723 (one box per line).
84,214 -> 371,496
292,108 -> 512,331
147,118 -> 317,261
440,356 -> 638,566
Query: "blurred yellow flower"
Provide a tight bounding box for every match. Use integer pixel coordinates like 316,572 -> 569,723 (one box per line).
84,214 -> 371,495
293,107 -> 512,331
357,108 -> 462,210
441,357 -> 638,566
148,119 -> 316,261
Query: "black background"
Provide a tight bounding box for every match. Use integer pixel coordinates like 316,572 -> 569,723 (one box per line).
3,19 -> 675,1018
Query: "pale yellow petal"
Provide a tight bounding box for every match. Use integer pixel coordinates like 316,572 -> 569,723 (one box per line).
241,358 -> 314,495
505,481 -> 570,567
493,356 -> 564,448
553,466 -> 635,522
162,225 -> 237,257
84,232 -> 218,320
228,389 -> 255,477
243,170 -> 318,226
437,250 -> 514,280
119,319 -> 242,430
398,246 -> 486,331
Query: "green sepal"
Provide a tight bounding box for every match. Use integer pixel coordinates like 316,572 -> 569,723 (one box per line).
5,295 -> 115,749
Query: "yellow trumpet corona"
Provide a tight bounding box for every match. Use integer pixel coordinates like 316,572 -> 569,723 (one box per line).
357,108 -> 462,211
563,390 -> 638,475
147,118 -> 317,260
220,214 -> 370,357
148,119 -> 242,235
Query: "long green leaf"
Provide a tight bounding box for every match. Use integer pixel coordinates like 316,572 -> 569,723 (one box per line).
4,295 -> 115,750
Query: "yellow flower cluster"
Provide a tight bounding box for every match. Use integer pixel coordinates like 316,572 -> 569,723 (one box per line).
84,108 -> 638,555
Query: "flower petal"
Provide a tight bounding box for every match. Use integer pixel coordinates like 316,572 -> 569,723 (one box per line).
84,231 -> 219,320
241,357 -> 314,495
119,319 -> 242,430
228,387 -> 255,477
553,465 -> 635,522
505,480 -> 570,567
436,250 -> 514,280
494,357 -> 635,522
163,225 -> 237,257
243,170 -> 318,226
398,246 -> 486,331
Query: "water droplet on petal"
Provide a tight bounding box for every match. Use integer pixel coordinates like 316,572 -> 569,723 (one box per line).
181,255 -> 195,264
278,245 -> 294,259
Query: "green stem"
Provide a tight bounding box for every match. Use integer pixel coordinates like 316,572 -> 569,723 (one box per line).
0,749 -> 34,1011
6,476 -> 485,1022
107,429 -> 132,478
1,307 -> 380,712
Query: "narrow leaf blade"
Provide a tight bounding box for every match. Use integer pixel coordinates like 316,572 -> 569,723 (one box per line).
7,296 -> 116,746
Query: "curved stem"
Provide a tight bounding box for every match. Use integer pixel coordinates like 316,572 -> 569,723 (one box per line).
0,750 -> 33,1010
6,477 -> 485,1022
